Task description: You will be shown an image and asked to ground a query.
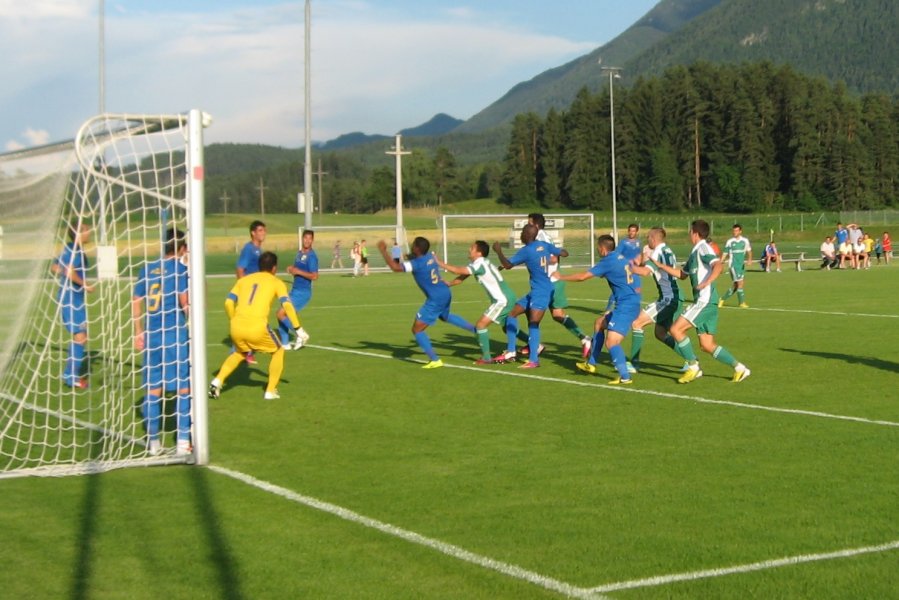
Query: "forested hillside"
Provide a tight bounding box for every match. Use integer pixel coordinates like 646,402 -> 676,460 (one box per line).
499,62 -> 899,213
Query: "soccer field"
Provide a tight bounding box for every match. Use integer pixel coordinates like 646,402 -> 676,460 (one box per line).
2,262 -> 898,598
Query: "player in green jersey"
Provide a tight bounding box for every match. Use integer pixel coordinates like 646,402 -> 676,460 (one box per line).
719,224 -> 752,308
650,220 -> 751,384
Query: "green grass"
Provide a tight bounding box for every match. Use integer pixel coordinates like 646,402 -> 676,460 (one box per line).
2,251 -> 899,597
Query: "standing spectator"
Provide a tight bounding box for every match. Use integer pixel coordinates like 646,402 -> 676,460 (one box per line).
834,222 -> 850,249
873,236 -> 883,265
51,222 -> 94,389
881,231 -> 892,265
760,240 -> 782,272
330,240 -> 344,269
820,236 -> 838,270
350,241 -> 361,277
360,239 -> 370,276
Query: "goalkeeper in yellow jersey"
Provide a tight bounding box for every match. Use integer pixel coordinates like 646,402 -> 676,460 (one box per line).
208,251 -> 301,400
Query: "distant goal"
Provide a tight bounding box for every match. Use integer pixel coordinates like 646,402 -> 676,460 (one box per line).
440,213 -> 595,268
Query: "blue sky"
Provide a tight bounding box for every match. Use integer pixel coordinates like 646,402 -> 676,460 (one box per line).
0,0 -> 658,149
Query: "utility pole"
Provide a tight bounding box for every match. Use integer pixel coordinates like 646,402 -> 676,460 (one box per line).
386,134 -> 411,249
220,192 -> 231,235
303,0 -> 313,230
255,178 -> 267,215
313,158 -> 328,214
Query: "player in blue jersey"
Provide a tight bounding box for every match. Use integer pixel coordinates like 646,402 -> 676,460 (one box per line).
617,223 -> 643,263
132,229 -> 191,456
51,222 -> 94,389
491,224 -> 563,369
235,220 -> 266,364
279,229 -> 315,349
378,237 -> 476,369
554,234 -> 642,384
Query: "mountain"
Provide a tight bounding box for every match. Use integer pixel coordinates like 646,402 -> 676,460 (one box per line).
455,0 -> 723,133
400,113 -> 464,137
318,131 -> 390,151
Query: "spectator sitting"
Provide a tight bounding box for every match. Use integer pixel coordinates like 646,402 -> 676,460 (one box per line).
820,236 -> 838,270
760,241 -> 782,272
838,238 -> 855,270
853,237 -> 867,270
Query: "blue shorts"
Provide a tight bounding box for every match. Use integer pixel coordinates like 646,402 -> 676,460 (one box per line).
416,296 -> 451,326
143,339 -> 190,392
605,301 -> 642,336
515,287 -> 553,313
289,288 -> 312,312
61,301 -> 87,335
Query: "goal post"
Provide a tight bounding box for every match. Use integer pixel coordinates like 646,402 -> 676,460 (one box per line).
440,213 -> 595,268
0,110 -> 210,478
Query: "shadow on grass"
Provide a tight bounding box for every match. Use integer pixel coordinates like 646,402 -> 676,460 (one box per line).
187,468 -> 244,600
780,347 -> 899,373
69,435 -> 103,600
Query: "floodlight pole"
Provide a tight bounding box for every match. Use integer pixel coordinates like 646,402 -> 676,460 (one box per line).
602,65 -> 622,244
303,0 -> 313,229
386,134 -> 411,249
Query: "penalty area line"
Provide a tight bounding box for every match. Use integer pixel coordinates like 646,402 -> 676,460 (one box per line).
589,539 -> 899,593
208,464 -> 604,600
307,345 -> 899,430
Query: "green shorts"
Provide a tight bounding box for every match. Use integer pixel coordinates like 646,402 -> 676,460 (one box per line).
644,299 -> 681,329
550,280 -> 569,310
681,299 -> 718,335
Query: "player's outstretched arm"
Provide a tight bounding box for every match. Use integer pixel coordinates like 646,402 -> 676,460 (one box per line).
377,240 -> 404,272
553,271 -> 594,283
651,259 -> 687,280
491,242 -> 513,270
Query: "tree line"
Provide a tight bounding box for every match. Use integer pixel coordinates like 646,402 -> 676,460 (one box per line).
499,61 -> 899,213
203,61 -> 899,215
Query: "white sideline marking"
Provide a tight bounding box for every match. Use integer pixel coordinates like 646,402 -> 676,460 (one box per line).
589,539 -> 899,593
208,465 -> 605,600
304,345 -> 899,430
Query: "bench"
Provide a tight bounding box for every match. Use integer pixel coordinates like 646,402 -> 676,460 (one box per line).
759,252 -> 817,272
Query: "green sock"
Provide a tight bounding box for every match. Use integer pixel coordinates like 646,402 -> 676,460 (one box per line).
737,289 -> 745,304
560,315 -> 584,338
712,345 -> 738,367
722,288 -> 734,300
630,329 -> 644,362
675,337 -> 698,363
476,329 -> 491,360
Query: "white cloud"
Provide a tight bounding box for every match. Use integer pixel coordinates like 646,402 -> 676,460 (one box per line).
1,1 -> 598,148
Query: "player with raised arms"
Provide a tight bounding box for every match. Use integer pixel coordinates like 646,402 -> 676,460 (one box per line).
209,251 -> 302,400
132,229 -> 191,456
378,237 -> 476,369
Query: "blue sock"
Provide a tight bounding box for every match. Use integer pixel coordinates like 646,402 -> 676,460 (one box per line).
142,393 -> 162,438
505,317 -> 519,352
414,331 -> 438,361
176,393 -> 191,441
445,313 -> 476,334
589,331 -> 605,365
278,317 -> 294,344
527,323 -> 541,363
65,341 -> 85,382
609,345 -> 630,379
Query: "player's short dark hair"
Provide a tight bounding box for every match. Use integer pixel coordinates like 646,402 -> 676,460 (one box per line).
597,234 -> 616,252
691,219 -> 711,239
165,228 -> 186,256
528,213 -> 546,229
412,236 -> 430,254
474,240 -> 489,258
258,251 -> 278,272
250,220 -> 265,233
628,223 -> 639,230
650,226 -> 666,240
733,223 -> 742,229
302,229 -> 314,237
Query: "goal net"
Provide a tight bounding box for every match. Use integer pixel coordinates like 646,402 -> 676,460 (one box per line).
440,213 -> 595,268
0,110 -> 210,478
